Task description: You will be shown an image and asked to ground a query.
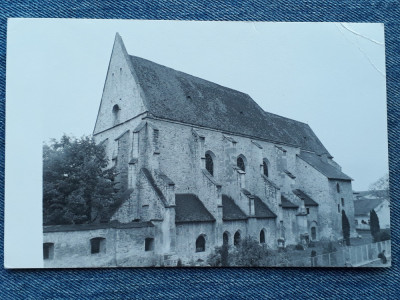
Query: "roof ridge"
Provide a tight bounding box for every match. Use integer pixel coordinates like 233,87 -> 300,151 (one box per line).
129,55 -> 253,98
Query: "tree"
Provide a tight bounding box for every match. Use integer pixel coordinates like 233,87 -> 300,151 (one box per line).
368,173 -> 389,192
43,135 -> 118,225
370,209 -> 381,242
341,210 -> 350,246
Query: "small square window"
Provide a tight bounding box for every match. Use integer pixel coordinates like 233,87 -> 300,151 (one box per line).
43,243 -> 54,260
145,238 -> 154,251
91,237 -> 106,254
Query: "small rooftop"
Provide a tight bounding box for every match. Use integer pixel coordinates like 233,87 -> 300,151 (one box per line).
298,151 -> 352,181
293,189 -> 319,206
280,195 -> 299,209
253,196 -> 277,219
175,194 -> 216,223
222,194 -> 248,221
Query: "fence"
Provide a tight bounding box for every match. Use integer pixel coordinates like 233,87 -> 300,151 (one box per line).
273,240 -> 391,267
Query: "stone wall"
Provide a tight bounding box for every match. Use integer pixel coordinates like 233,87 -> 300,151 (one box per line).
175,222 -> 215,264
43,225 -> 161,268
328,180 -> 357,238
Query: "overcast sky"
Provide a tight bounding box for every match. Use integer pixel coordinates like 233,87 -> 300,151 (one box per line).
7,19 -> 388,191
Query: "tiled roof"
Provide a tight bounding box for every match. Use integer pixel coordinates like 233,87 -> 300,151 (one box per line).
222,194 -> 248,221
129,55 -> 330,155
293,189 -> 319,206
280,195 -> 299,209
175,194 -> 216,223
354,190 -> 389,200
354,198 -> 386,216
253,196 -> 277,218
298,151 -> 352,181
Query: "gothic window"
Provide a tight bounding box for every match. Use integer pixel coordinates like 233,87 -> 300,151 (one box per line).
306,208 -> 310,215
43,243 -> 54,260
112,104 -> 120,126
237,156 -> 245,172
336,183 -> 340,193
223,232 -> 229,246
337,204 -> 340,213
196,235 -> 206,252
234,231 -> 241,246
90,237 -> 106,254
260,230 -> 266,244
341,198 -> 345,206
263,160 -> 269,177
311,227 -> 317,240
205,153 -> 214,176
145,238 -> 154,251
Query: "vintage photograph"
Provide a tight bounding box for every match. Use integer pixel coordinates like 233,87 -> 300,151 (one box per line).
5,20 -> 390,268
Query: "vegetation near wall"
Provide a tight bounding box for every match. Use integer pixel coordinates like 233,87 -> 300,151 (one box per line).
43,135 -> 118,225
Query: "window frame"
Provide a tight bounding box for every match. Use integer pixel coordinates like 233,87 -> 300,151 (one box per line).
195,235 -> 206,252
90,237 -> 106,255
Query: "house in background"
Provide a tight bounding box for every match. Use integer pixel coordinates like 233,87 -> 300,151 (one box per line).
353,190 -> 390,230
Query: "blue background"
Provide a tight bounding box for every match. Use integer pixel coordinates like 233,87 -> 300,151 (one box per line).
1,1 -> 399,298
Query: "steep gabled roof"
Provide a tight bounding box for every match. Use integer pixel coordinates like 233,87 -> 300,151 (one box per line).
222,194 -> 248,221
293,189 -> 319,206
175,194 -> 215,223
354,198 -> 386,216
129,54 -> 330,155
253,196 -> 277,218
298,151 -> 352,181
280,195 -> 299,209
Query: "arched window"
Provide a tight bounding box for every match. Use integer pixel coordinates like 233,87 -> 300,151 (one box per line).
112,104 -> 120,125
260,230 -> 266,244
311,227 -> 317,241
145,238 -> 154,251
223,231 -> 230,246
196,235 -> 206,252
336,183 -> 340,193
310,221 -> 318,241
234,231 -> 241,246
263,160 -> 269,177
237,156 -> 245,172
205,153 -> 214,176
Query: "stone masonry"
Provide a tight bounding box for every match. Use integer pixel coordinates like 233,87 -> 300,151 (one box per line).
43,33 -> 356,267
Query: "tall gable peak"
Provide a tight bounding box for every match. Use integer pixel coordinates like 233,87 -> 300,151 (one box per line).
93,34 -> 147,135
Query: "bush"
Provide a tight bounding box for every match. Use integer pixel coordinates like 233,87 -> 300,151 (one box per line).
342,210 -> 351,246
177,259 -> 183,267
232,237 -> 270,267
295,243 -> 304,251
322,242 -> 337,254
370,209 -> 381,243
378,231 -> 391,241
310,250 -> 318,267
208,237 -> 271,267
207,244 -> 230,267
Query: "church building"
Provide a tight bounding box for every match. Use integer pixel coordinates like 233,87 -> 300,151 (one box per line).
43,34 -> 356,267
